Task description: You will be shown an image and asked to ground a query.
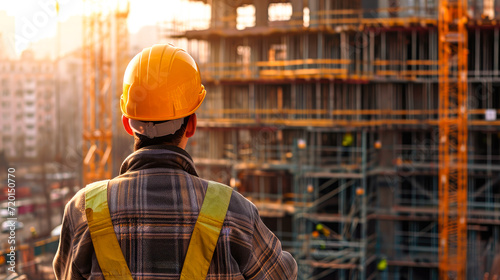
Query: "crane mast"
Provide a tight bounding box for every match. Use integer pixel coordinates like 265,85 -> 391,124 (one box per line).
438,0 -> 468,279
82,0 -> 129,185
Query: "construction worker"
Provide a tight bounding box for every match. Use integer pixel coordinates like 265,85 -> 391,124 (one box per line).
53,44 -> 297,279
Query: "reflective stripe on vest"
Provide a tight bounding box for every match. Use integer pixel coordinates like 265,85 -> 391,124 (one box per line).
180,181 -> 232,279
84,180 -> 233,280
85,180 -> 133,280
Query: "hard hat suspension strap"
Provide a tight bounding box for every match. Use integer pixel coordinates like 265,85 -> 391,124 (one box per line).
129,118 -> 184,139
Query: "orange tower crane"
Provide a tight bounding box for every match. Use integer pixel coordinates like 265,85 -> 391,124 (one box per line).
82,0 -> 129,185
438,0 -> 468,279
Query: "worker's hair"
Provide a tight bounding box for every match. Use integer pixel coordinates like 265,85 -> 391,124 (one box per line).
134,115 -> 191,151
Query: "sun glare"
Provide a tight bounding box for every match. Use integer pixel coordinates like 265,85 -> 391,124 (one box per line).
0,0 -> 210,56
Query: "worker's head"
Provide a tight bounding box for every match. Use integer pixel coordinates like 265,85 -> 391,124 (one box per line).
120,44 -> 206,151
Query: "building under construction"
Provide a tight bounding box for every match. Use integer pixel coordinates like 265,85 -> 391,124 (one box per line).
159,0 -> 500,279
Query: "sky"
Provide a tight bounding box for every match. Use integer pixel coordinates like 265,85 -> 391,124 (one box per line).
0,0 -> 210,56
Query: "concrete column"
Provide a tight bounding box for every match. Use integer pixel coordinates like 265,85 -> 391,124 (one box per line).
496,0 -> 500,18
290,0 -> 304,27
469,0 -> 480,18
388,0 -> 398,17
308,0 -> 320,27
210,0 -> 237,29
378,0 -> 389,18
211,0 -> 222,28
362,0 -> 379,18
254,0 -> 269,27
226,5 -> 237,29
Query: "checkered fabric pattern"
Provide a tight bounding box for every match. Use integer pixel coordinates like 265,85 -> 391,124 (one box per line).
53,145 -> 297,279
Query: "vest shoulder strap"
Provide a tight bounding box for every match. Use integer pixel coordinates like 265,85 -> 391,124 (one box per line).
180,181 -> 233,280
85,180 -> 133,280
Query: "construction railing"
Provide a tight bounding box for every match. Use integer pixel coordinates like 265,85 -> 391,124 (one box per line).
373,60 -> 439,80
257,59 -> 350,80
197,59 -> 500,82
304,6 -> 438,28
193,143 -> 377,171
395,144 -> 500,168
196,108 -> 500,127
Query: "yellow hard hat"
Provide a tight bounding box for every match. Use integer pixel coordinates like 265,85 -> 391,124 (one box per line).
120,44 -> 206,121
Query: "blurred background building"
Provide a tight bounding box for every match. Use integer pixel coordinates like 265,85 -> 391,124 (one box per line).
0,50 -> 56,159
0,0 -> 500,279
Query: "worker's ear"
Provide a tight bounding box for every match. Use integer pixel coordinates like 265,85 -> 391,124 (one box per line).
122,115 -> 134,136
185,113 -> 197,138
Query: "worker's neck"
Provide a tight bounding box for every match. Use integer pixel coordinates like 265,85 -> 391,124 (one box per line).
178,136 -> 188,150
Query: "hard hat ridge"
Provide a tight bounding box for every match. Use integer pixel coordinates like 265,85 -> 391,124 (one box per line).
120,44 -> 206,122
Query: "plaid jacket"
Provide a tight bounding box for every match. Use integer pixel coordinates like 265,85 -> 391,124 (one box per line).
53,145 -> 297,279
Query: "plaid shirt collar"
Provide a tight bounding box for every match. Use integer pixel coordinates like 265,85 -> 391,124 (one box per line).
119,144 -> 199,177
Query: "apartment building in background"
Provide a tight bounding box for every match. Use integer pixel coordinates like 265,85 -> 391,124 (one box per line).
0,50 -> 56,159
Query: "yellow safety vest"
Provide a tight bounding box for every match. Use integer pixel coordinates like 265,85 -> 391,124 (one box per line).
85,180 -> 233,280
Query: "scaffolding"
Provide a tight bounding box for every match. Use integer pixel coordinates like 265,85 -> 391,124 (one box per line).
167,0 -> 500,279
82,0 -> 113,185
82,0 -> 130,185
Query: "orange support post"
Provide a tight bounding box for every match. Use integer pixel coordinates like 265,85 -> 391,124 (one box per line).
438,0 -> 468,279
